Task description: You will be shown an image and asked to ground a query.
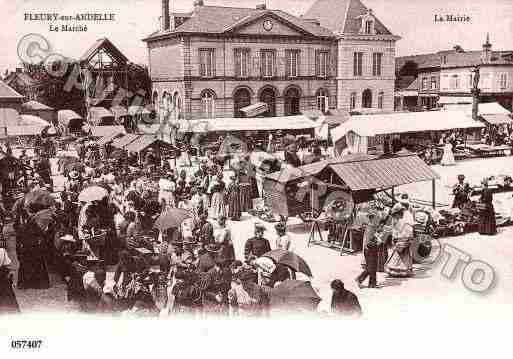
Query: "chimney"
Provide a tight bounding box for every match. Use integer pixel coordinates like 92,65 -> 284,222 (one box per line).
482,33 -> 492,64
161,0 -> 170,31
256,4 -> 266,10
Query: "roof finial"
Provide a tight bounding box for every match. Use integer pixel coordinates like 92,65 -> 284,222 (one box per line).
486,32 -> 490,45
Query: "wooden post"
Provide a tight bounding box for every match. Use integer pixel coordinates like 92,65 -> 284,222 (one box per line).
432,179 -> 436,209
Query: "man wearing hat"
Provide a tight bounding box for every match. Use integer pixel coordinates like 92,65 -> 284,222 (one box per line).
452,174 -> 471,209
244,223 -> 271,264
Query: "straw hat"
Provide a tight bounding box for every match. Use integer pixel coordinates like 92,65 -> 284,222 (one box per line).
390,203 -> 405,216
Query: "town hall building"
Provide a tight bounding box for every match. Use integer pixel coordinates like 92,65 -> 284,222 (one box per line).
143,0 -> 400,121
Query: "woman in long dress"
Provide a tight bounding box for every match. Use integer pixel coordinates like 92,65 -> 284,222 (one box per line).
478,179 -> 497,235
441,139 -> 456,166
17,216 -> 50,289
0,248 -> 20,314
226,176 -> 242,221
385,203 -> 414,278
210,173 -> 227,220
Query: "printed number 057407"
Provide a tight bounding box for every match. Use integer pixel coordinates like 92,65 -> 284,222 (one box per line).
11,340 -> 43,349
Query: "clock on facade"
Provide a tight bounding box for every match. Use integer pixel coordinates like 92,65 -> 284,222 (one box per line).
263,19 -> 273,31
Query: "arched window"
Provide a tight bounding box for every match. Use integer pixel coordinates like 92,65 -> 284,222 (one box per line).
316,89 -> 329,114
284,87 -> 301,116
233,88 -> 252,118
259,87 -> 277,117
362,89 -> 372,108
201,89 -> 216,118
350,92 -> 357,110
173,92 -> 183,119
378,91 -> 384,109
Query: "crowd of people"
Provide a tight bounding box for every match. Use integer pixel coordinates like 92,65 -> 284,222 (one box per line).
0,136 -> 363,318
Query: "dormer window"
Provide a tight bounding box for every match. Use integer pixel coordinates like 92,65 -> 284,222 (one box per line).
359,9 -> 375,35
365,20 -> 373,34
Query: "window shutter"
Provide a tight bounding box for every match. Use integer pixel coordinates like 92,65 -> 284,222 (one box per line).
326,52 -> 330,77
285,50 -> 290,78
273,51 -> 277,77
234,49 -> 240,77
315,51 -> 320,77
297,50 -> 301,77
260,51 -> 264,77
199,50 -> 204,77
212,50 -> 216,77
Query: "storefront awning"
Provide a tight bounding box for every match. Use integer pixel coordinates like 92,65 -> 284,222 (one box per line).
332,110 -> 484,142
179,115 -> 318,133
240,102 -> 268,117
395,90 -> 418,97
438,96 -> 473,105
481,114 -> 513,125
90,125 -> 126,138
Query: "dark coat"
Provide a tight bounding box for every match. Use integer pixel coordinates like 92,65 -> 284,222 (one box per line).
244,237 -> 271,261
331,289 -> 362,317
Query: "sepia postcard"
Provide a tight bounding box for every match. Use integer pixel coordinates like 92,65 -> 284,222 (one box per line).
0,0 -> 512,357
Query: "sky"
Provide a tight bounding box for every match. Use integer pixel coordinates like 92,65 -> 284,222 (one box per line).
1,0 -> 512,71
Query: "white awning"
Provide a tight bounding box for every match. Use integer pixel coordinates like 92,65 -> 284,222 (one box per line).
178,115 -> 318,133
20,114 -> 50,126
240,102 -> 268,117
332,110 -> 484,142
438,96 -> 473,104
442,102 -> 511,116
395,90 -> 418,97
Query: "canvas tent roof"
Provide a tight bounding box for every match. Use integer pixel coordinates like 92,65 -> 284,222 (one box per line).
179,115 -> 318,133
58,110 -> 83,126
0,108 -> 22,128
97,131 -> 125,146
481,114 -> 513,125
329,154 -> 440,191
20,114 -> 50,126
90,125 -> 126,138
22,100 -> 54,111
7,125 -> 46,136
438,96 -> 473,105
332,110 -> 483,142
128,105 -> 152,116
265,153 -> 439,193
112,133 -> 140,149
125,135 -> 166,153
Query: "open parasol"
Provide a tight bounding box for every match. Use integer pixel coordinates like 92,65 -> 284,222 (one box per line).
78,186 -> 109,202
24,189 -> 56,211
270,280 -> 321,308
153,208 -> 192,231
262,249 -> 313,277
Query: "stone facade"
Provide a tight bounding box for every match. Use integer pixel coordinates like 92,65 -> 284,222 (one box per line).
144,1 -> 399,120
336,37 -> 396,112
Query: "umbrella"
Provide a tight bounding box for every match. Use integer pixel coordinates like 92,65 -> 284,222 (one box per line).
271,280 -> 321,307
153,208 -> 192,231
262,249 -> 313,277
24,189 -> 56,211
31,208 -> 56,231
78,186 -> 109,202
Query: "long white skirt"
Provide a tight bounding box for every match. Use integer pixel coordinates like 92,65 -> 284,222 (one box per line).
441,147 -> 455,166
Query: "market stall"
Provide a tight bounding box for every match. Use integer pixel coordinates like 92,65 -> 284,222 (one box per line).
331,110 -> 484,156
58,109 -> 84,135
263,152 -> 440,253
